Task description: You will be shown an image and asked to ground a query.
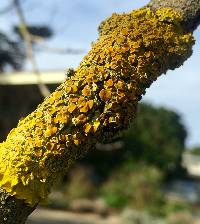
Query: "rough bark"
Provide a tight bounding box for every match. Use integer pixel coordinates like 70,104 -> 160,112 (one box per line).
0,0 -> 200,223
147,0 -> 200,32
0,188 -> 35,224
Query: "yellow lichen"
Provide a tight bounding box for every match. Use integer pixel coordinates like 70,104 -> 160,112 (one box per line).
0,8 -> 195,206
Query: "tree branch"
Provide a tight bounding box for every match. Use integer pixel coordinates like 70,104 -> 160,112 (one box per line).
13,0 -> 50,97
0,1 -> 200,223
31,36 -> 85,55
0,187 -> 35,224
147,0 -> 200,32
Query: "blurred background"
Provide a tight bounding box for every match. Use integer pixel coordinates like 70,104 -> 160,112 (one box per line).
0,0 -> 200,223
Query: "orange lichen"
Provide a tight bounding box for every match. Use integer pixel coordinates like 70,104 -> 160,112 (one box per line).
0,8 -> 194,206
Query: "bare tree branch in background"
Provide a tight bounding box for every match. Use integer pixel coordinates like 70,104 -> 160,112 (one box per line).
0,0 -> 85,82
36,45 -> 84,55
31,35 -> 85,55
13,0 -> 50,97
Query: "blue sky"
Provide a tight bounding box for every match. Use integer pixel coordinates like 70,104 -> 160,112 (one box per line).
0,0 -> 199,147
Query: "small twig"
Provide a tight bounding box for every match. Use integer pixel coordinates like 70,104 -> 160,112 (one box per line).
31,35 -> 85,55
13,0 -> 50,97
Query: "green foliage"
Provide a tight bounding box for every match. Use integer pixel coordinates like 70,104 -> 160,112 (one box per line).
0,25 -> 52,72
122,103 -> 187,173
64,165 -> 97,202
163,201 -> 191,216
14,25 -> 53,39
0,32 -> 24,72
101,162 -> 165,215
188,147 -> 200,155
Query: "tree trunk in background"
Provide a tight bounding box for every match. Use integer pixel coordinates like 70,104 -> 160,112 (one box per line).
0,0 -> 200,223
